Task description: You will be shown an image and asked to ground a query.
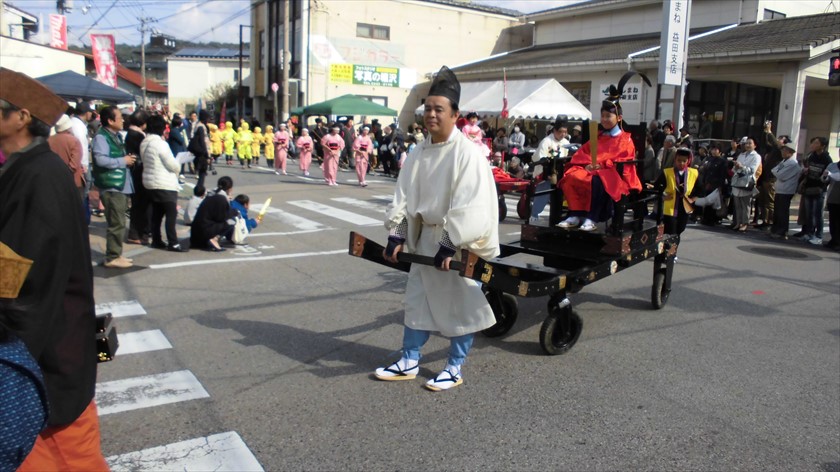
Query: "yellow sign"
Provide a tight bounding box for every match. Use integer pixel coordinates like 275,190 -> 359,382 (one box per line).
330,64 -> 353,84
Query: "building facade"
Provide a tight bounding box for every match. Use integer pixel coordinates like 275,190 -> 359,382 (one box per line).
453,0 -> 839,157
250,0 -> 527,126
167,47 -> 250,117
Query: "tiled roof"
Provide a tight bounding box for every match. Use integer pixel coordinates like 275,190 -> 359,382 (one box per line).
636,12 -> 840,59
453,12 -> 839,75
116,65 -> 168,93
422,0 -> 521,16
171,48 -> 249,59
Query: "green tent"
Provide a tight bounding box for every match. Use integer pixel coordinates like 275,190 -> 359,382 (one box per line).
302,94 -> 397,116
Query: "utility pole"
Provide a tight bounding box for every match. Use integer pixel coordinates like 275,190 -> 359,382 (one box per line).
138,16 -> 157,109
281,0 -> 290,122
238,24 -> 252,122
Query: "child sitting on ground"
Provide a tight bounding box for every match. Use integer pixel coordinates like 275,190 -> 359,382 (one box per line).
231,194 -> 258,232
184,185 -> 205,226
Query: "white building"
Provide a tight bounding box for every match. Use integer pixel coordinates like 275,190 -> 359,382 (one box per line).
454,0 -> 840,157
167,47 -> 250,116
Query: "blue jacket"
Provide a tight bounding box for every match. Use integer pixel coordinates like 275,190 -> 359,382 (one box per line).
168,125 -> 187,155
231,200 -> 258,231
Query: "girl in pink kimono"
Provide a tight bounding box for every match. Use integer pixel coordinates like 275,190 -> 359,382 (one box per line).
320,125 -> 344,186
353,126 -> 374,187
461,112 -> 489,158
273,123 -> 290,175
296,128 -> 314,176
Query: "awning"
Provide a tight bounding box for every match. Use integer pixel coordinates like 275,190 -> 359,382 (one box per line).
416,78 -> 591,121
302,94 -> 397,116
36,70 -> 135,103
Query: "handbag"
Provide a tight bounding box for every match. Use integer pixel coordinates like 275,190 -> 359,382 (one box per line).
95,313 -> 119,363
731,171 -> 755,191
231,216 -> 248,245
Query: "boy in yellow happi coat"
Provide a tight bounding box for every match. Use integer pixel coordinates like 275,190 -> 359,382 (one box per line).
207,123 -> 222,175
251,127 -> 262,166
264,125 -> 275,168
237,122 -> 254,168
221,121 -> 237,165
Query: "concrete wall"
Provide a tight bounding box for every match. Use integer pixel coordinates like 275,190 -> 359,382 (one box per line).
0,35 -> 85,77
168,58 -> 250,115
252,0 -> 521,126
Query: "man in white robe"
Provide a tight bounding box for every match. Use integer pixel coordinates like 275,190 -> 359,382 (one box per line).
374,66 -> 500,392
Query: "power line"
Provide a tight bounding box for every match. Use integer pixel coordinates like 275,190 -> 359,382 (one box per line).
77,0 -> 119,41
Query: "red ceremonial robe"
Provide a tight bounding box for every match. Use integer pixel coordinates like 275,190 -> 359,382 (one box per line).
559,130 -> 641,212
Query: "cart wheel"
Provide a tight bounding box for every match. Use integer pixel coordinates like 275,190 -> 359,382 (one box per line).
651,270 -> 670,309
539,304 -> 582,355
482,292 -> 518,337
516,193 -> 531,220
498,195 -> 507,221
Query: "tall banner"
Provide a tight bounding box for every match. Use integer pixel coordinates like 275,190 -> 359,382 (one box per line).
90,34 -> 118,88
658,0 -> 692,86
49,14 -> 67,50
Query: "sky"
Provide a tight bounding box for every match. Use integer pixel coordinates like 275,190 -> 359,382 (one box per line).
13,0 -> 584,47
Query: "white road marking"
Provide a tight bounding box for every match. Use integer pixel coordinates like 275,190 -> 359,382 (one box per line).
330,197 -> 387,214
294,175 -> 322,182
95,300 -> 147,318
250,204 -> 326,231
372,194 -> 392,202
246,228 -> 330,238
344,179 -> 388,184
117,330 -> 173,355
95,370 -> 210,416
288,200 -> 380,226
106,431 -> 263,472
149,249 -> 346,270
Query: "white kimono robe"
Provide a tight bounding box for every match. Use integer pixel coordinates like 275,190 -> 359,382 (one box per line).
386,127 -> 500,337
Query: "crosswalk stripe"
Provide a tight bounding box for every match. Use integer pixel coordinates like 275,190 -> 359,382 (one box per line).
330,197 -> 388,214
96,370 -> 210,415
372,194 -> 392,202
106,431 -> 263,472
250,204 -> 326,231
117,330 -> 173,355
288,200 -> 381,226
95,300 -> 146,318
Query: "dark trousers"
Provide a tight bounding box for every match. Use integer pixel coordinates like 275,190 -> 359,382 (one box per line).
827,202 -> 840,244
771,193 -> 793,236
195,156 -> 209,190
148,189 -> 179,246
801,192 -> 826,238
127,170 -> 150,241
664,205 -> 690,236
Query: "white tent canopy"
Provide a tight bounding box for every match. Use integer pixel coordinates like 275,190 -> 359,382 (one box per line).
416,78 -> 591,121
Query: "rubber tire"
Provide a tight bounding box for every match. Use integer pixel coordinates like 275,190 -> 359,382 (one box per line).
482,292 -> 519,337
498,195 -> 508,221
651,270 -> 670,309
516,193 -> 531,220
539,305 -> 582,355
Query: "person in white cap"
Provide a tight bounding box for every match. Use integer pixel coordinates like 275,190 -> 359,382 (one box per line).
48,114 -> 85,200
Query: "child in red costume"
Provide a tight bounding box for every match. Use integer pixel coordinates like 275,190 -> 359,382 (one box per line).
557,72 -> 647,231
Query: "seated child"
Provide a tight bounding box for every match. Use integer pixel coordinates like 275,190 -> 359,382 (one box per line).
557,73 -> 645,231
508,156 -> 525,179
231,194 -> 258,232
649,148 -> 698,237
184,185 -> 205,226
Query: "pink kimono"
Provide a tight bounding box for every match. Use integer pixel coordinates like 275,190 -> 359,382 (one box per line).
296,135 -> 314,175
353,134 -> 374,186
320,134 -> 344,185
462,123 -> 490,157
273,130 -> 290,173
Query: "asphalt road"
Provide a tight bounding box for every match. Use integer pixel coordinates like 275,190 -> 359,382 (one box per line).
91,159 -> 840,472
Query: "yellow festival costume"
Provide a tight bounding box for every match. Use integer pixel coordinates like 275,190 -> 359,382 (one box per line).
208,123 -> 223,156
251,127 -> 262,158
237,122 -> 253,161
264,126 -> 275,161
221,121 -> 237,156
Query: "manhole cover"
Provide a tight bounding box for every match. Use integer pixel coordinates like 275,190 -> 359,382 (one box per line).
741,246 -> 818,260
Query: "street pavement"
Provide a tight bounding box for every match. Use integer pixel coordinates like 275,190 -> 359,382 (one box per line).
91,158 -> 840,471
